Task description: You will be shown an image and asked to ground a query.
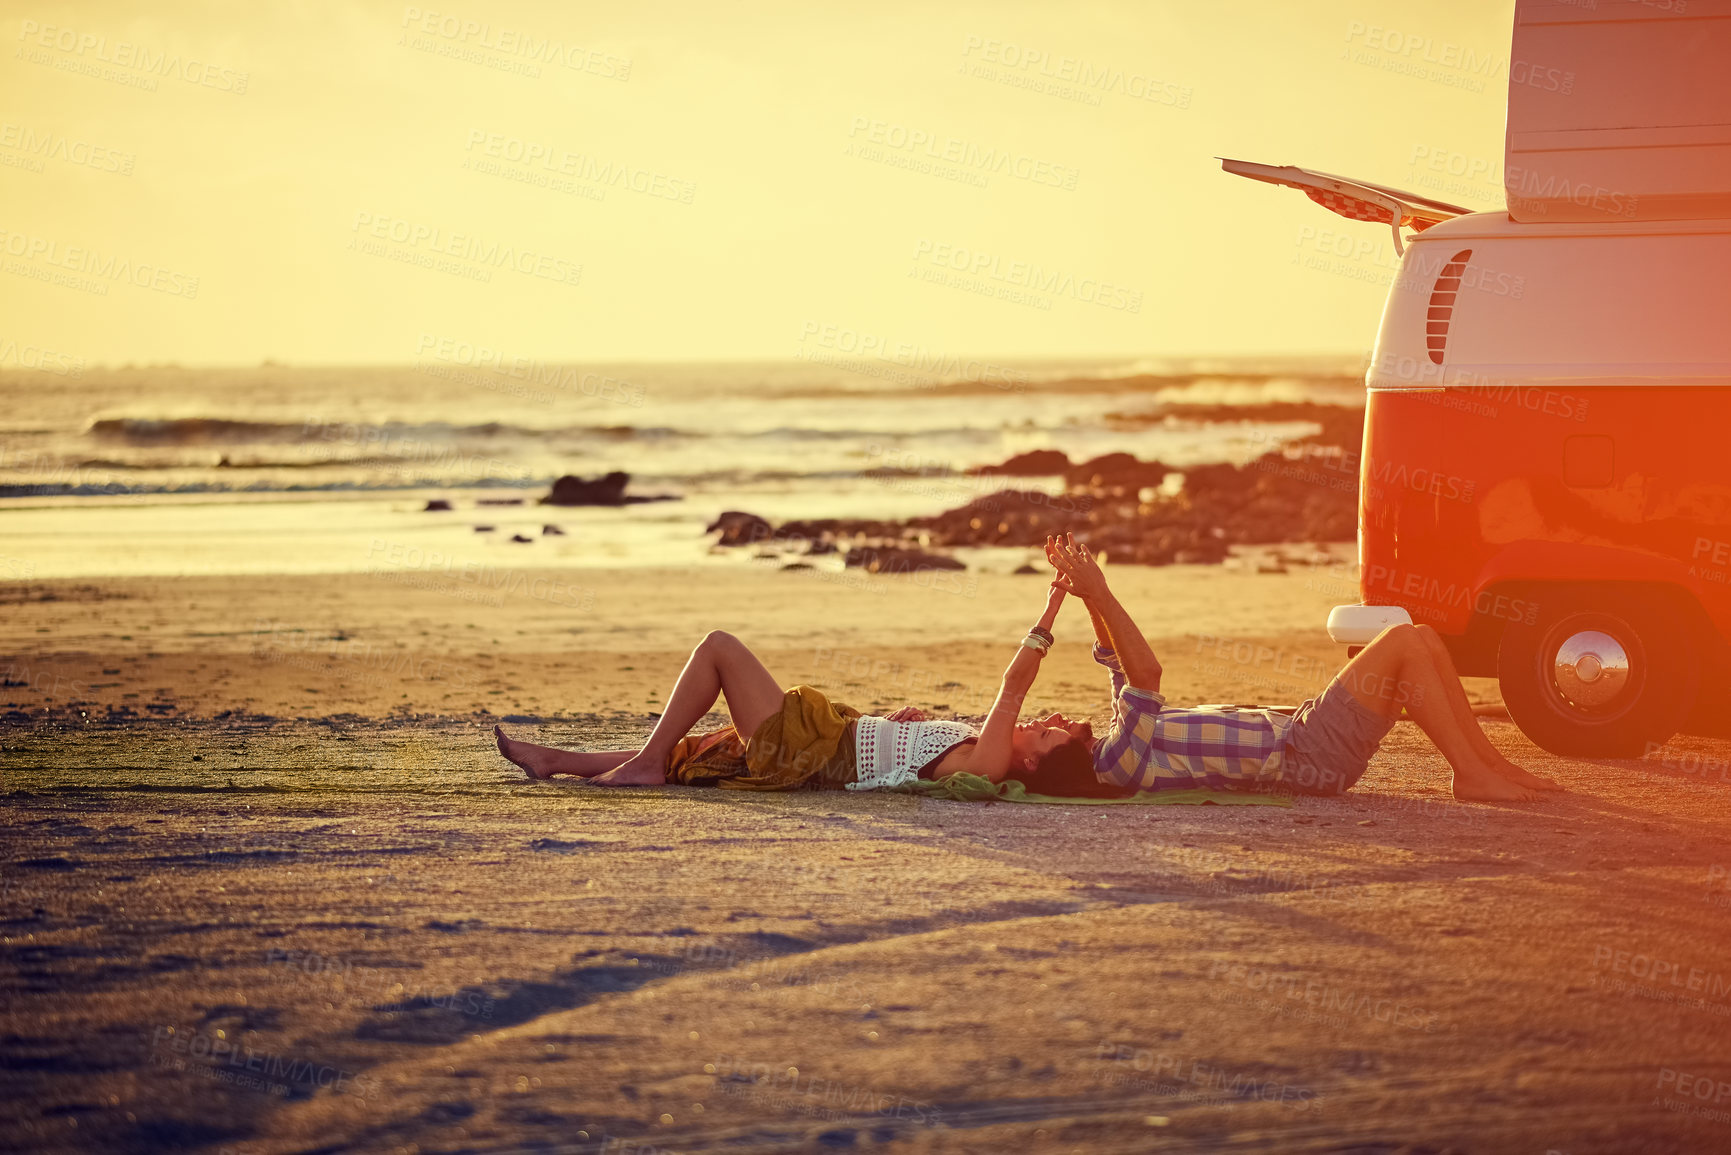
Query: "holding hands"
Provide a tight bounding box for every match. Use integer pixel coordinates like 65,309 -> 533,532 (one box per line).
1046,533 -> 1110,601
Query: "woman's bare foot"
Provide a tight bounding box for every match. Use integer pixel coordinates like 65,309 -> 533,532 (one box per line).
495,726 -> 558,780
585,752 -> 667,787
1452,758 -> 1540,802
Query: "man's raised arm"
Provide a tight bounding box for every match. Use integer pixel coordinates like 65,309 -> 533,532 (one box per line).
1046,534 -> 1163,693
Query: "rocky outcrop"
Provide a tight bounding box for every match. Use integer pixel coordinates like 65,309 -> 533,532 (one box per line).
1062,453 -> 1173,492
969,449 -> 1070,476
543,472 -> 631,507
706,511 -> 774,547
697,406 -> 1363,568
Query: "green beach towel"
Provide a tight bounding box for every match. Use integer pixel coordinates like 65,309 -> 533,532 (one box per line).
893,772 -> 1291,807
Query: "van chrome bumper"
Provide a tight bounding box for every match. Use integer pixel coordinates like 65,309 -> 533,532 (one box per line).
1327,604 -> 1413,645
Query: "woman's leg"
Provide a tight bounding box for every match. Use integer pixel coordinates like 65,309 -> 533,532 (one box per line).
1335,624 -> 1538,801
493,730 -> 636,780
589,631 -> 787,786
1409,624 -> 1561,790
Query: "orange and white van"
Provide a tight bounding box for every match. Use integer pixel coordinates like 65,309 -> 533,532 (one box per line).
1228,0 -> 1731,755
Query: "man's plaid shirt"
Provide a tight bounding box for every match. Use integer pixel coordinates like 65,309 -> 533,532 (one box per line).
1090,644 -> 1295,791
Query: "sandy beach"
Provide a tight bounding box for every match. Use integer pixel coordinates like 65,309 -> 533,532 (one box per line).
14,0 -> 1731,1148
7,560 -> 1731,1153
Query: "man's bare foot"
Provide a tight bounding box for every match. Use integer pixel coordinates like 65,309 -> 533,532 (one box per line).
495,726 -> 557,780
1452,759 -> 1539,802
585,752 -> 666,787
1492,758 -> 1564,791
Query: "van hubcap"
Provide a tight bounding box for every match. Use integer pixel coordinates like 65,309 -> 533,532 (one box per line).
1552,630 -> 1631,710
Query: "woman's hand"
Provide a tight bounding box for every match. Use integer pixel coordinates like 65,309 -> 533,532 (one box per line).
1047,534 -> 1110,601
885,706 -> 926,723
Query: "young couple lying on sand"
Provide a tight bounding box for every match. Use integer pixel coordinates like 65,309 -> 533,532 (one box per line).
496,534 -> 1560,803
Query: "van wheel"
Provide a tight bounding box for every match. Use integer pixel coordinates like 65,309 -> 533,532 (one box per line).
1497,589 -> 1699,757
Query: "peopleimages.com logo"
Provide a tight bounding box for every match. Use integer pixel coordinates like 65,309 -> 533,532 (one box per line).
16,19 -> 250,93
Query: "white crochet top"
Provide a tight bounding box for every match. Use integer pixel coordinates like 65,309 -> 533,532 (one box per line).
848,716 -> 977,791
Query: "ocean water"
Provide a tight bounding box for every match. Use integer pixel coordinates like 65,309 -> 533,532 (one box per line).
0,356 -> 1365,578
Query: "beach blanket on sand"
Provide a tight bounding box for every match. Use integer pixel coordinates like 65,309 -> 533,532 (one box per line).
894,772 -> 1292,807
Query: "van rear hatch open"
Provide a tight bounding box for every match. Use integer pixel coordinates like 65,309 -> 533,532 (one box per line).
1219,158 -> 1471,254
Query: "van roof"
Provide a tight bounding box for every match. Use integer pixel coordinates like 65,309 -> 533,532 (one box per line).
1507,0 -> 1731,223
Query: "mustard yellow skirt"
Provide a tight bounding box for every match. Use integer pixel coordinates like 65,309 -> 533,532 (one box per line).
665,685 -> 859,790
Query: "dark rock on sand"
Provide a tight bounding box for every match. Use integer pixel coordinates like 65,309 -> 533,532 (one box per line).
969,449 -> 1070,476
542,525 -> 565,536
510,534 -> 534,543
474,526 -> 495,533
479,497 -> 525,506
424,499 -> 453,512
542,472 -> 631,507
707,511 -> 773,547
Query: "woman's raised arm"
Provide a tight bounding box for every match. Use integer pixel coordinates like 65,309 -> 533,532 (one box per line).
961,582 -> 1065,782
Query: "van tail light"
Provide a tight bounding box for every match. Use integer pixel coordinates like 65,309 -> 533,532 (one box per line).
1426,249 -> 1473,365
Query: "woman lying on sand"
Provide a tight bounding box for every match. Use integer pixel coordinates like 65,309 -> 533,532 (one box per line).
494,571 -> 1114,794
497,534 -> 1560,802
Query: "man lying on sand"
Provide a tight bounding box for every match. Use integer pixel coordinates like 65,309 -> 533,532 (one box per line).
495,563 -> 1114,794
496,533 -> 1558,802
1042,534 -> 1559,802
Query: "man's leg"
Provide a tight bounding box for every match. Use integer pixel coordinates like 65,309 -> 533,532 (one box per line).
1336,624 -> 1539,801
590,631 -> 786,786
1409,624 -> 1561,790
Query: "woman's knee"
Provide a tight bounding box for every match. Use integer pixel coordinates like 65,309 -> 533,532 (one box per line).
699,630 -> 740,654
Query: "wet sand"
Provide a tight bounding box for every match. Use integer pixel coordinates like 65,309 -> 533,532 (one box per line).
5,559 -> 1731,1152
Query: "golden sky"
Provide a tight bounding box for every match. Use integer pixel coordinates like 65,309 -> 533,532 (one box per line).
1,0 -> 1516,366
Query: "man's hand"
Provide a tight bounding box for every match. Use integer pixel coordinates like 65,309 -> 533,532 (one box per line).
1046,534 -> 1110,601
885,706 -> 926,723
1047,534 -> 1163,692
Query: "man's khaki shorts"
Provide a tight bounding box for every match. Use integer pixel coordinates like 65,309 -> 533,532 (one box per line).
1279,678 -> 1396,796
